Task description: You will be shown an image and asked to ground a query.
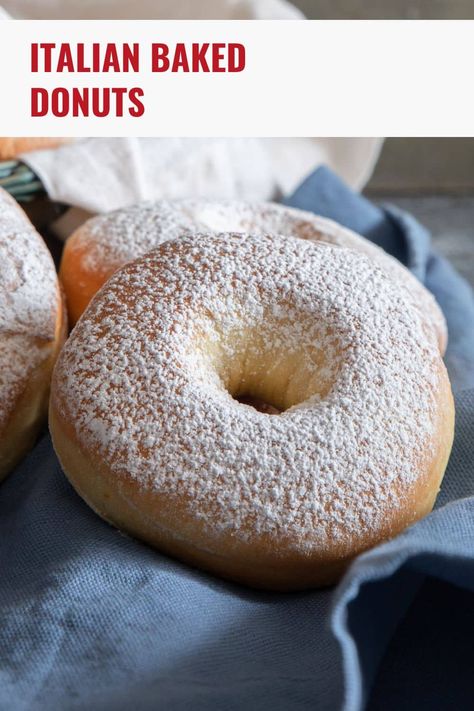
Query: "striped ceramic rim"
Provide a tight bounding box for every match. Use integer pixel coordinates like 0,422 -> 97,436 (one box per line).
0,160 -> 43,201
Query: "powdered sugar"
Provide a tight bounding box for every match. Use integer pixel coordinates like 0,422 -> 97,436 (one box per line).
54,232 -> 442,552
0,188 -> 58,429
70,199 -> 447,349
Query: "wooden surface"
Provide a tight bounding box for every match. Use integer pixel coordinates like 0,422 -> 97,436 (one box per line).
292,0 -> 474,19
368,140 -> 474,194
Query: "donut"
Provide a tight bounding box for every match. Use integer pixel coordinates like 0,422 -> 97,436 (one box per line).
60,199 -> 447,353
0,187 -> 65,481
0,137 -> 69,160
50,232 -> 454,590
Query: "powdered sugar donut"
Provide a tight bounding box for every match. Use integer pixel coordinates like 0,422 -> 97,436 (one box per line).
0,187 -> 65,481
50,232 -> 453,590
60,199 -> 447,353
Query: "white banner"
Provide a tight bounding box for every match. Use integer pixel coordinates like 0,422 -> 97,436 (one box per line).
0,20 -> 473,137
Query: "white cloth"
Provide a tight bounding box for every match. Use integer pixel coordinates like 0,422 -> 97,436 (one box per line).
22,137 -> 383,238
1,0 -> 304,20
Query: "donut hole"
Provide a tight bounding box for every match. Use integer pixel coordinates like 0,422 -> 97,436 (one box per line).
197,320 -> 341,415
234,394 -> 282,415
228,345 -> 334,413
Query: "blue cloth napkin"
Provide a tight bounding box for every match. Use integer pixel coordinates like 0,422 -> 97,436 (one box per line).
1,167 -> 473,711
